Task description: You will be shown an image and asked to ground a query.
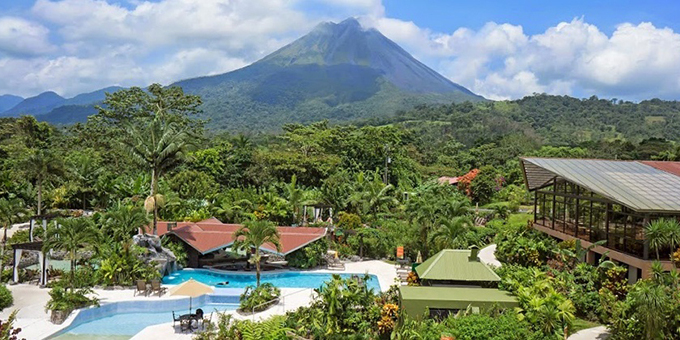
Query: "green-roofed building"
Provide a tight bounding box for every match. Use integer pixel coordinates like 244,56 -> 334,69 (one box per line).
399,247 -> 517,319
415,248 -> 500,285
399,286 -> 519,318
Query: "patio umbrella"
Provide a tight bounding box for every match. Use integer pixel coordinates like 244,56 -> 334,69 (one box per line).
416,251 -> 423,263
168,278 -> 214,314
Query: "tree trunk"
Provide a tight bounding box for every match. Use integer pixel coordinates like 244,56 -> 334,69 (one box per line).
656,248 -> 660,261
255,248 -> 261,287
671,244 -> 676,265
151,169 -> 158,235
70,250 -> 75,292
37,178 -> 43,216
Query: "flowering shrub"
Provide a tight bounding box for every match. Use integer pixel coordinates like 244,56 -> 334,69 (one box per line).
406,271 -> 420,286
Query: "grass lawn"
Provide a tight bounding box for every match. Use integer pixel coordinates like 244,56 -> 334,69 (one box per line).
571,318 -> 601,334
508,213 -> 532,225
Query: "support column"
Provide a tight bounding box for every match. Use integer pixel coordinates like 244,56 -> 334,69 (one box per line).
643,214 -> 650,260
13,249 -> 22,283
628,265 -> 639,284
29,218 -> 35,242
38,251 -> 48,286
585,250 -> 596,265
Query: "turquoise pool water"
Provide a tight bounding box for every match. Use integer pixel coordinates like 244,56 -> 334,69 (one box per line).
50,296 -> 239,340
163,269 -> 382,291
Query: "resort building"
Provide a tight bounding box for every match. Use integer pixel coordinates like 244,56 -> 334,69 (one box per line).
399,248 -> 518,319
155,218 -> 327,268
521,157 -> 680,282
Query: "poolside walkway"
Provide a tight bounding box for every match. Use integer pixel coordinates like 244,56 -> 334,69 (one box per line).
1,284 -> 194,340
6,260 -> 396,339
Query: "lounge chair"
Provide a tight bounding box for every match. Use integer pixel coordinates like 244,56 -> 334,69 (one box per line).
327,260 -> 345,271
150,279 -> 167,297
134,280 -> 149,297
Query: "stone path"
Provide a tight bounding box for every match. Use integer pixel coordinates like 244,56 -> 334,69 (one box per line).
568,326 -> 610,340
479,244 -> 502,268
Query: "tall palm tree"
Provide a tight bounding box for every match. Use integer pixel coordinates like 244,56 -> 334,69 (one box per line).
121,114 -> 195,234
0,198 -> 27,271
23,149 -> 64,215
103,202 -> 150,244
428,216 -> 473,251
646,219 -> 667,260
285,175 -> 303,223
43,218 -> 99,290
233,220 -> 281,287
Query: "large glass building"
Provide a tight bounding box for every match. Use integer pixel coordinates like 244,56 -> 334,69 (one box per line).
521,158 -> 680,282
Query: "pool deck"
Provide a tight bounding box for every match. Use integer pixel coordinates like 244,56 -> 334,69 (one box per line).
4,260 -> 397,340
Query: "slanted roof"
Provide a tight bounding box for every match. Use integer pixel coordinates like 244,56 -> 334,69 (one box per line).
415,249 -> 500,282
399,286 -> 518,316
400,286 -> 517,305
438,176 -> 460,185
155,218 -> 327,255
521,157 -> 680,213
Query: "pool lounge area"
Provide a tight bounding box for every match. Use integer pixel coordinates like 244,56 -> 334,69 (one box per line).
47,268 -> 382,339
49,294 -> 239,339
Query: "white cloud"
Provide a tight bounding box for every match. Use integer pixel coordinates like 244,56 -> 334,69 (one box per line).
0,16 -> 54,56
369,16 -> 680,100
1,0 -> 679,101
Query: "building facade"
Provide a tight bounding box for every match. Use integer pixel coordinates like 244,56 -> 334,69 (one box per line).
521,158 -> 680,282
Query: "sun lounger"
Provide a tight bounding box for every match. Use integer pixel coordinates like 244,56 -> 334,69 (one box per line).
134,280 -> 149,297
327,261 -> 345,271
150,279 -> 167,297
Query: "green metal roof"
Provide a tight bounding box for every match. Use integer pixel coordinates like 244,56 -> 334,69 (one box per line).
415,249 -> 500,282
521,157 -> 680,213
400,286 -> 517,303
399,286 -> 518,317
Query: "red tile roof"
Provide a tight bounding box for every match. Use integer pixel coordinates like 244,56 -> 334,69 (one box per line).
438,176 -> 460,185
640,161 -> 680,178
154,218 -> 327,255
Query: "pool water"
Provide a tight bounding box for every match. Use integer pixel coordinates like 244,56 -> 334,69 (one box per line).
163,269 -> 382,291
52,302 -> 238,340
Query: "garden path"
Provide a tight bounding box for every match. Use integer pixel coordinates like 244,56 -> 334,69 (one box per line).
479,244 -> 502,268
568,325 -> 610,340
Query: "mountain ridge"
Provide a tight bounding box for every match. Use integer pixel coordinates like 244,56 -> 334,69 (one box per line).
0,18 -> 483,130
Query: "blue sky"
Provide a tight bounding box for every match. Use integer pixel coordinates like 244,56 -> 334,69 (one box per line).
0,0 -> 679,101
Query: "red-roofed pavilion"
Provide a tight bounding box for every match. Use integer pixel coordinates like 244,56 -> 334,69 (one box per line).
152,218 -> 327,267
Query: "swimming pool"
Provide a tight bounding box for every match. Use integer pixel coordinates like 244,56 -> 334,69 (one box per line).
50,295 -> 238,340
163,269 -> 382,291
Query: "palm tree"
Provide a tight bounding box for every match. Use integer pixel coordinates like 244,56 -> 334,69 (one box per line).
23,149 -> 64,215
121,114 -> 195,234
285,175 -> 303,223
646,219 -> 667,260
0,198 -> 27,271
212,198 -> 254,223
628,280 -> 671,339
663,218 -> 680,266
103,202 -> 150,244
233,220 -> 281,287
43,218 -> 99,290
428,216 -> 473,251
